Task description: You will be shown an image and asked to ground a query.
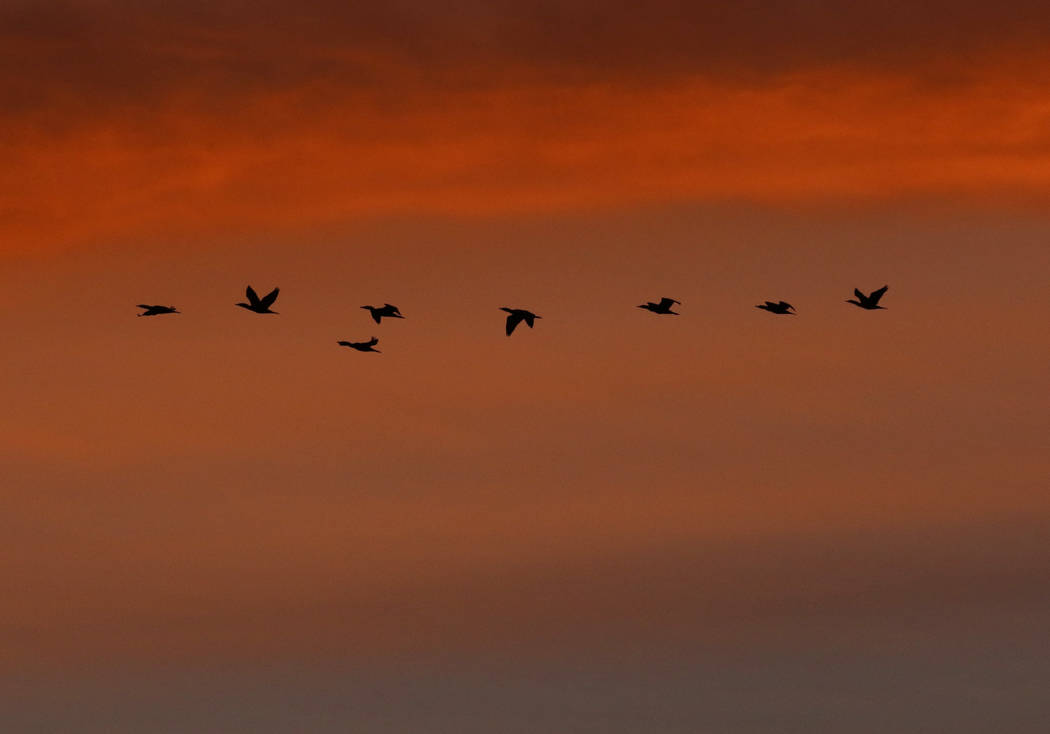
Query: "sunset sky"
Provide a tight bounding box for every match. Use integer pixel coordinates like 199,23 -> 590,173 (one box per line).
3,2 -> 1049,731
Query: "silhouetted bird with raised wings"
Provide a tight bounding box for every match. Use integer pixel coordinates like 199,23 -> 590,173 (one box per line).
846,285 -> 889,310
756,300 -> 795,315
137,304 -> 180,317
501,307 -> 541,336
362,303 -> 405,324
236,286 -> 280,314
638,297 -> 680,315
338,337 -> 380,353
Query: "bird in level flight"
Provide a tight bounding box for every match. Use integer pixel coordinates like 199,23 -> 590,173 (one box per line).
501,307 -> 541,336
338,337 -> 381,353
846,285 -> 889,310
361,303 -> 405,324
756,300 -> 796,315
236,286 -> 280,314
136,304 -> 180,316
638,297 -> 680,315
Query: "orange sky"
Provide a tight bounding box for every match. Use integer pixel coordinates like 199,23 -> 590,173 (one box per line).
6,2 -> 1050,257
7,62 -> 1050,256
3,2 -> 1050,731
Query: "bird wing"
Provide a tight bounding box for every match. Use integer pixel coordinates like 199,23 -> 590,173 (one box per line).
369,310 -> 381,324
384,303 -> 400,313
506,312 -> 524,335
337,341 -> 351,347
245,286 -> 261,306
659,297 -> 679,309
854,288 -> 865,301
136,304 -> 154,309
523,312 -> 536,328
869,285 -> 888,304
764,301 -> 778,308
259,287 -> 280,307
779,301 -> 794,310
367,337 -> 379,346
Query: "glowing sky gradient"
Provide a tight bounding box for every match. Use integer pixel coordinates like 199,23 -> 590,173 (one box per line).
3,2 -> 1049,731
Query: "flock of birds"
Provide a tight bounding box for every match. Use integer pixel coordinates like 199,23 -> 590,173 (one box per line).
137,284 -> 891,352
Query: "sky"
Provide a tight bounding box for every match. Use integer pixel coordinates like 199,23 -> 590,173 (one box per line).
3,2 -> 1049,731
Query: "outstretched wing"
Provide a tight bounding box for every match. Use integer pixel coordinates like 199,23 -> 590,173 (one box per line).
869,285 -> 888,304
384,303 -> 401,313
245,286 -> 261,306
367,337 -> 379,346
779,301 -> 794,310
854,288 -> 865,301
764,301 -> 778,308
259,287 -> 280,308
369,310 -> 382,324
522,312 -> 536,328
658,297 -> 680,309
506,312 -> 524,336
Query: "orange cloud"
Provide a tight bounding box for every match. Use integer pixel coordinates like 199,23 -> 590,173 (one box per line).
6,54 -> 1050,257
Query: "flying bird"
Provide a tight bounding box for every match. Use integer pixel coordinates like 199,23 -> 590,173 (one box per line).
361,303 -> 405,324
846,285 -> 889,310
236,286 -> 280,314
638,297 -> 680,315
756,300 -> 796,315
500,307 -> 541,336
338,337 -> 381,353
136,304 -> 180,316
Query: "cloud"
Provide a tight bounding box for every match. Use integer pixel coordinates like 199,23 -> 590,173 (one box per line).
6,1 -> 1050,102
5,1 -> 1050,256
6,60 -> 1050,255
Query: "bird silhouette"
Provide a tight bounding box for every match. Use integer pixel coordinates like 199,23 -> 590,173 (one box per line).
236,286 -> 280,314
638,297 -> 680,315
501,307 -> 541,336
846,285 -> 889,310
338,337 -> 381,353
756,300 -> 796,315
136,304 -> 180,316
362,303 -> 405,324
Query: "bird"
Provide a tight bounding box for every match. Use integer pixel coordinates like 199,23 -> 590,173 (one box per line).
136,304 -> 180,316
756,300 -> 796,315
361,303 -> 405,324
236,286 -> 280,314
338,337 -> 381,353
638,297 -> 680,315
500,307 -> 541,336
846,285 -> 889,310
